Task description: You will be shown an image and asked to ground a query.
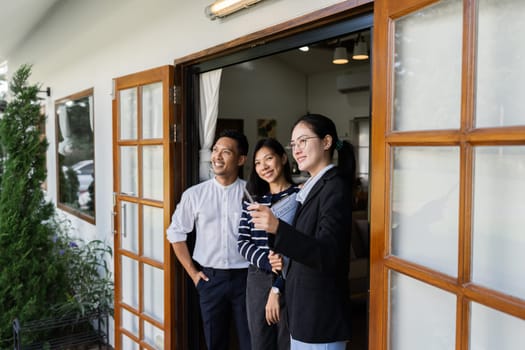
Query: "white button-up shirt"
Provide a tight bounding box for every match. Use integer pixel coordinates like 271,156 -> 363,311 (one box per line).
167,177 -> 249,269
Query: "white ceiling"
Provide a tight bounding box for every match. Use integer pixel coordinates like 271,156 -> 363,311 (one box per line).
0,0 -> 60,62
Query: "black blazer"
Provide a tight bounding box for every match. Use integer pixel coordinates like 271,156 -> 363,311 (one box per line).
274,166 -> 353,343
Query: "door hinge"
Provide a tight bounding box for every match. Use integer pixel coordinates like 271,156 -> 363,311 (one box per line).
172,85 -> 181,104
171,123 -> 178,143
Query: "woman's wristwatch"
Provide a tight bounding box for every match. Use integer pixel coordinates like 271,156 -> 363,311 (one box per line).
271,286 -> 280,295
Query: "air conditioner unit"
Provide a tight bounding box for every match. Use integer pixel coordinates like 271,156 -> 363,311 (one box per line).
336,71 -> 370,92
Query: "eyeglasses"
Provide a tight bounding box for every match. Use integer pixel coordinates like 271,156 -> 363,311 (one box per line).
287,136 -> 318,151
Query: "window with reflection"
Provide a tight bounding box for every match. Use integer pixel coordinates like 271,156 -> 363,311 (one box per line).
55,88 -> 95,222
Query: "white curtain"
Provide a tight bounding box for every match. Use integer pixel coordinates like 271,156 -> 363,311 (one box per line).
57,104 -> 73,155
199,69 -> 222,181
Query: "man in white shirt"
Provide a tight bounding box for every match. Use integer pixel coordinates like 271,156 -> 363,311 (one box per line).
167,130 -> 251,350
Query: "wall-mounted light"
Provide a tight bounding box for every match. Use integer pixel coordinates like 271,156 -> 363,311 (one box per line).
333,46 -> 349,65
352,34 -> 369,60
39,87 -> 51,97
205,0 -> 265,20
299,46 -> 309,52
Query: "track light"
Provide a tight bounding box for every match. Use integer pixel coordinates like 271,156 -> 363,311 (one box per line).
352,34 -> 369,60
205,0 -> 264,20
333,46 -> 349,65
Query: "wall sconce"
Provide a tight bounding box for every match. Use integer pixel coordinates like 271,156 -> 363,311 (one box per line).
333,46 -> 349,65
352,34 -> 369,60
205,0 -> 264,20
39,87 -> 51,97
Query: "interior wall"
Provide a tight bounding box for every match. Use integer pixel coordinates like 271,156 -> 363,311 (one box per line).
218,56 -> 371,176
308,68 -> 370,141
219,57 -> 307,174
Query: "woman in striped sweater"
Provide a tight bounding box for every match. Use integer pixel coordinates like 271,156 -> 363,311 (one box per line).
238,138 -> 299,350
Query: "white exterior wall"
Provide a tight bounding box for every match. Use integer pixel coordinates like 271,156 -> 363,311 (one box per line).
5,2 -> 345,344
7,0 -> 343,242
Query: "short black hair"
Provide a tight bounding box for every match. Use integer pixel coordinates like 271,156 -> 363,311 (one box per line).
215,129 -> 249,156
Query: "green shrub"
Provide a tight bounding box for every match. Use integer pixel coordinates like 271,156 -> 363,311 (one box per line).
0,64 -> 67,343
0,65 -> 112,348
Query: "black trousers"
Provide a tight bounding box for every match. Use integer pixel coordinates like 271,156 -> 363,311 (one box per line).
246,265 -> 290,350
197,267 -> 251,350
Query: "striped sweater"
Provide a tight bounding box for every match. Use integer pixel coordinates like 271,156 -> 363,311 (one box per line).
237,186 -> 299,289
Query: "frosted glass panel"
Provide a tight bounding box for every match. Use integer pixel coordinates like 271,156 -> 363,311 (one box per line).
144,320 -> 164,350
142,146 -> 163,201
143,264 -> 164,322
472,146 -> 525,298
470,302 -> 525,349
121,308 -> 139,335
120,146 -> 138,196
120,201 -> 139,253
393,0 -> 462,131
122,334 -> 140,349
391,147 -> 459,276
143,205 -> 164,262
389,271 -> 456,350
475,0 -> 525,127
121,256 -> 139,309
142,82 -> 163,139
119,87 -> 137,140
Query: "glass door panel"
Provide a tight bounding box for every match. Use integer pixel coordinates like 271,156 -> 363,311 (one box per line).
121,308 -> 140,335
119,87 -> 138,140
120,146 -> 138,196
472,146 -> 525,298
475,0 -> 525,127
143,205 -> 164,263
121,255 -> 139,308
120,201 -> 139,253
390,146 -> 459,276
122,334 -> 140,350
142,82 -> 163,139
142,145 -> 163,201
392,0 -> 462,131
469,302 -> 525,349
143,263 -> 164,322
389,271 -> 456,350
144,320 -> 165,349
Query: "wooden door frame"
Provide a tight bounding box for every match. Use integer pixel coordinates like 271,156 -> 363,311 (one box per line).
112,65 -> 176,350
370,1 -> 525,349
172,0 -> 374,348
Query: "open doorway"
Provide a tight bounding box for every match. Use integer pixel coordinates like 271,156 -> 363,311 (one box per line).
217,29 -> 371,350
175,8 -> 373,350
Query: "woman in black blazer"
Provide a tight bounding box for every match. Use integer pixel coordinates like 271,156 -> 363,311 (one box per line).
249,114 -> 355,349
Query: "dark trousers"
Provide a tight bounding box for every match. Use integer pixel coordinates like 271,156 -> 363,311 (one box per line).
246,265 -> 289,350
197,267 -> 251,350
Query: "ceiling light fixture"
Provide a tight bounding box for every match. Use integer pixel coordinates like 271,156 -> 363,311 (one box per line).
352,34 -> 369,60
299,46 -> 309,52
333,46 -> 349,65
205,0 -> 264,20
